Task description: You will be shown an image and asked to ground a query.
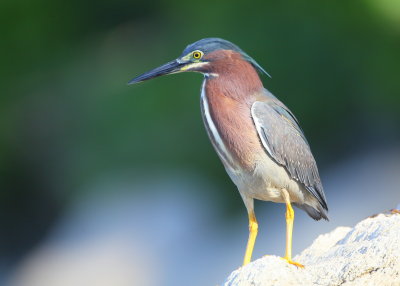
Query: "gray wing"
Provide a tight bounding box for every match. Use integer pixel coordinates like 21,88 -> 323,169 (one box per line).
251,92 -> 327,210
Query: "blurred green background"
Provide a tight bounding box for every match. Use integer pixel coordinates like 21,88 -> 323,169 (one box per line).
1,0 -> 400,285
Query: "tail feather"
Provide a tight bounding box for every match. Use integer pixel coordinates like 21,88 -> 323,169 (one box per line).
293,203 -> 329,221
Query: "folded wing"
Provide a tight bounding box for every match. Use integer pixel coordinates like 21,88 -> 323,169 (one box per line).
251,92 -> 328,210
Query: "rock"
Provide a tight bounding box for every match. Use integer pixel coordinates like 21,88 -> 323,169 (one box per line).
224,212 -> 400,286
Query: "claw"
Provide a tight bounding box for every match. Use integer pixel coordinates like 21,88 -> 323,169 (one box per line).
281,256 -> 304,268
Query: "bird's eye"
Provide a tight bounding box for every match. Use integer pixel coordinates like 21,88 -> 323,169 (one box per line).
192,51 -> 203,60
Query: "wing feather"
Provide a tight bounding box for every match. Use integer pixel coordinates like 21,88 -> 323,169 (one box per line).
251,94 -> 327,210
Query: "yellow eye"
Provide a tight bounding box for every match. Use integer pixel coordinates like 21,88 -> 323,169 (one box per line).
192,51 -> 203,59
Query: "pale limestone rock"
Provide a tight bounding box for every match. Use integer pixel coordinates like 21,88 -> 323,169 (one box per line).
224,212 -> 400,286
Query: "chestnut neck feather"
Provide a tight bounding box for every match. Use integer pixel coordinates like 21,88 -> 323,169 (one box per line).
204,50 -> 263,104
202,50 -> 265,170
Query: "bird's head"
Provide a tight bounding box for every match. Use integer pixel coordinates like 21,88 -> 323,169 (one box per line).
128,38 -> 269,84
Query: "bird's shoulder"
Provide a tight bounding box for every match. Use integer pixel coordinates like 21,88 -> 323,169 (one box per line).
253,89 -> 307,141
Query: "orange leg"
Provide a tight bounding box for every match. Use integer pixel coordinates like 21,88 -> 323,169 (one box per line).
243,211 -> 258,266
281,190 -> 304,268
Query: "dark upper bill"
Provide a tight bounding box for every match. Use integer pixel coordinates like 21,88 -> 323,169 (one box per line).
128,60 -> 184,85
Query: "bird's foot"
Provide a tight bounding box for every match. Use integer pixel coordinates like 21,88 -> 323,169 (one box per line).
281,256 -> 304,268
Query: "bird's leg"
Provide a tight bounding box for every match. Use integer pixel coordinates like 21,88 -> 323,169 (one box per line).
243,211 -> 258,266
281,189 -> 304,268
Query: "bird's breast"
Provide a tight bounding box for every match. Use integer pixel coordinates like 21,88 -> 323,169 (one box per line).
200,77 -> 265,174
200,79 -> 235,169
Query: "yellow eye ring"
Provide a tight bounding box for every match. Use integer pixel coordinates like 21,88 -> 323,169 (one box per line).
192,51 -> 203,59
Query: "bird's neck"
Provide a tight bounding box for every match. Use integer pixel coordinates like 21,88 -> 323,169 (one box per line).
201,61 -> 266,170
204,52 -> 264,104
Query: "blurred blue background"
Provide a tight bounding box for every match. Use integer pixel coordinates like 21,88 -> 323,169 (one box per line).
1,1 -> 400,285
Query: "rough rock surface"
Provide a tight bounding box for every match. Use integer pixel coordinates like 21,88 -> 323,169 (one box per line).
224,212 -> 400,286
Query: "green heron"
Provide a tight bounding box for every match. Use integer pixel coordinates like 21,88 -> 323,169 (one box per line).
128,38 -> 328,267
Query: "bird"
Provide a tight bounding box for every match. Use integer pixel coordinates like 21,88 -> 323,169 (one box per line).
128,38 -> 328,267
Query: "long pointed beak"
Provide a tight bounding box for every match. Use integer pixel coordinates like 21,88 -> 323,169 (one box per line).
128,59 -> 184,85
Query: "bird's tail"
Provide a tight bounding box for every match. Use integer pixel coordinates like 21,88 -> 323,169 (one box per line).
294,203 -> 329,221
